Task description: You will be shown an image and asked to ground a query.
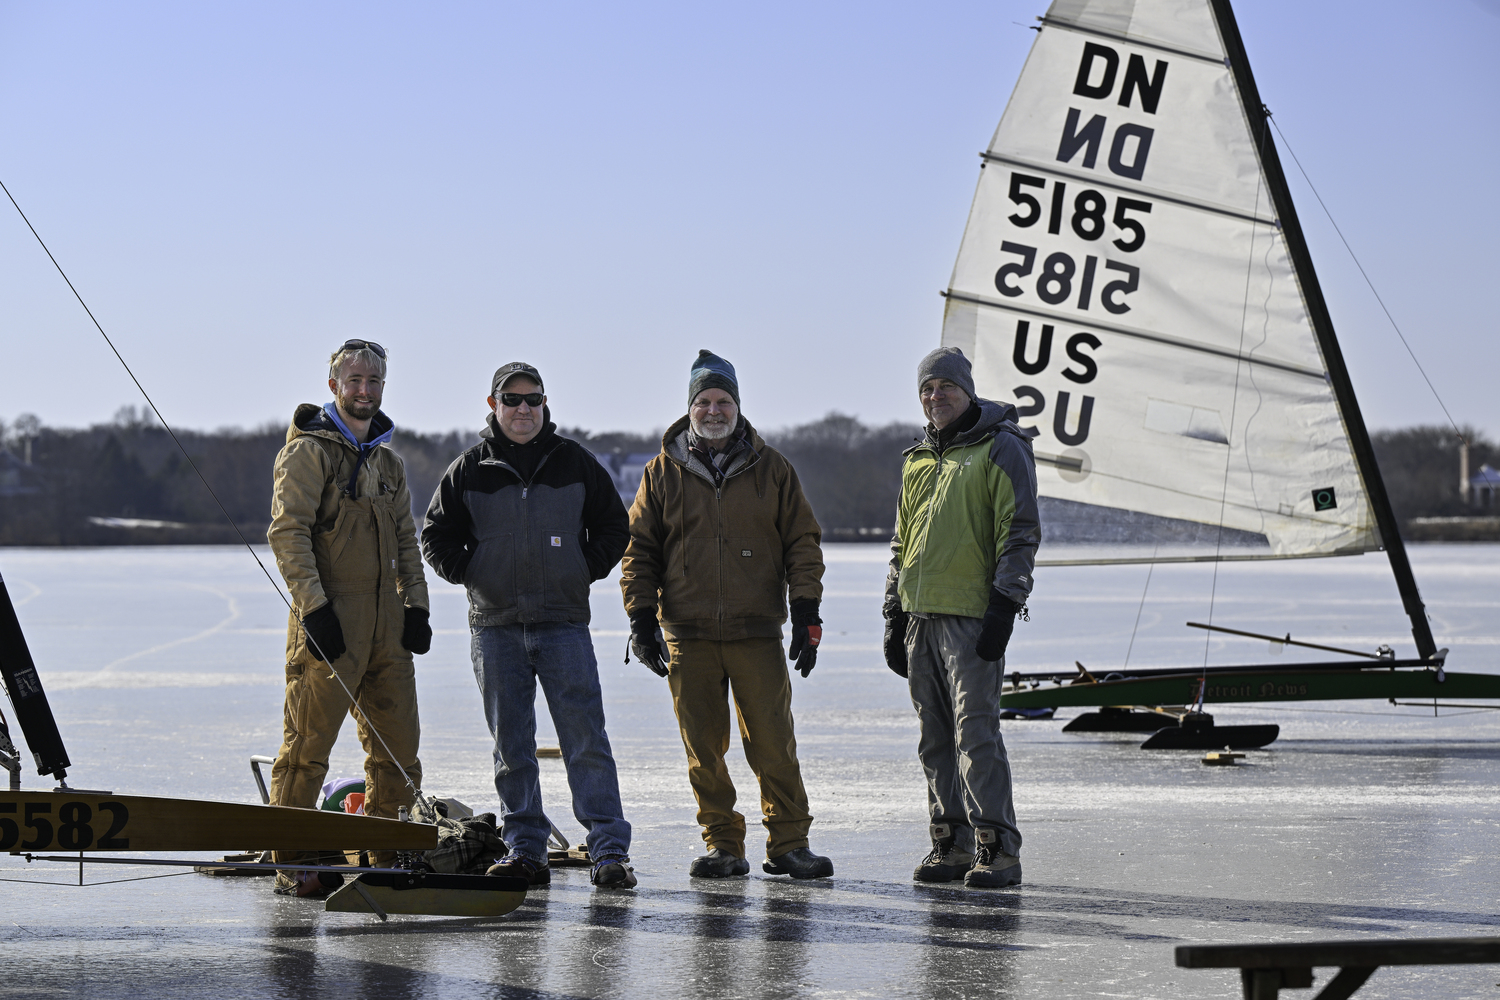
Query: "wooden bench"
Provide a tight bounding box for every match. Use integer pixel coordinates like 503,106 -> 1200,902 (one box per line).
1176,936 -> 1500,999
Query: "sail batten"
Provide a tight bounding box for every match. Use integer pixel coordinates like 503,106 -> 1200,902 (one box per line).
978,153 -> 1277,226
944,0 -> 1383,565
1035,16 -> 1226,65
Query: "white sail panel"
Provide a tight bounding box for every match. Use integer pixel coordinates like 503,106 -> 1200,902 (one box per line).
942,0 -> 1380,563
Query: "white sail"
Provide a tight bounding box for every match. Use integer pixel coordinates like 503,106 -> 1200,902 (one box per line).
942,0 -> 1381,565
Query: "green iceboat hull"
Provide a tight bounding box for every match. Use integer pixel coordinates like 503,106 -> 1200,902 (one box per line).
1000,664 -> 1500,711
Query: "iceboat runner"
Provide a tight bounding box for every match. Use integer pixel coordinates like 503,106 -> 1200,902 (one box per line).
937,0 -> 1500,745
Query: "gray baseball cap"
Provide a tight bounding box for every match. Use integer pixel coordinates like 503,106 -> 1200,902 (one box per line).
492,362 -> 544,396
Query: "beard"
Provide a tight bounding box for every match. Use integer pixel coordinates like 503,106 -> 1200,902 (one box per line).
691,414 -> 733,440
339,392 -> 381,420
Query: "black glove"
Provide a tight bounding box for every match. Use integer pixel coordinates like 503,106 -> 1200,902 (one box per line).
628,608 -> 669,678
975,589 -> 1022,662
788,598 -> 822,678
883,608 -> 909,678
302,602 -> 346,663
402,606 -> 432,655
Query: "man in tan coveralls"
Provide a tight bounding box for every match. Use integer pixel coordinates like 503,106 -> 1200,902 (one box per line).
266,339 -> 432,896
621,349 -> 832,880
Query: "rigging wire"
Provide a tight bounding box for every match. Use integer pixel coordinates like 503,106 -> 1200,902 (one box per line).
0,177 -> 425,808
1267,116 -> 1465,445
0,870 -> 194,887
1200,111 -> 1273,672
1120,545 -> 1158,670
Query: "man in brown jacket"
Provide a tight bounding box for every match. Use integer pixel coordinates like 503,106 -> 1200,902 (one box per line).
621,349 -> 832,880
266,339 -> 432,897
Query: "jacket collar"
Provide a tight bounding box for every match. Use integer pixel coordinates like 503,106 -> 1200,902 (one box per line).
908,398 -> 1027,456
662,414 -> 764,483
288,402 -> 394,450
321,402 -> 395,450
480,407 -> 555,447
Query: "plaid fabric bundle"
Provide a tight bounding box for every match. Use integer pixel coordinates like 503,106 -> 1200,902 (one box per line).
421,812 -> 507,874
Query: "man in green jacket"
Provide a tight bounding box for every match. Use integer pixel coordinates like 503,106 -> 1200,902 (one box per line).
621,350 -> 832,880
884,346 -> 1039,889
266,340 -> 432,896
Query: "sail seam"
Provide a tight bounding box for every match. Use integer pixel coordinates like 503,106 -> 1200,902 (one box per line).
1037,16 -> 1225,65
941,290 -> 1327,380
978,153 -> 1277,227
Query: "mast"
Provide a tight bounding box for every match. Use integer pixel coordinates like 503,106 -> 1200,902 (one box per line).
1207,0 -> 1438,660
0,569 -> 71,780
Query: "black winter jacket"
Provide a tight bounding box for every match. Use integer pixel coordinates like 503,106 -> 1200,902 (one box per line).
422,414 -> 629,626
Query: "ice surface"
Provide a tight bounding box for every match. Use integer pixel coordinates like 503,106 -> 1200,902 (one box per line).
2,543 -> 1498,998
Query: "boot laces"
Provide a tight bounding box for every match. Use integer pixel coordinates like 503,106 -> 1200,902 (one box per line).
973,843 -> 997,867
923,838 -> 957,865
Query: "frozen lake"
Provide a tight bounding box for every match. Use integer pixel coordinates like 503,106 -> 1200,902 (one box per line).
2,542 -> 1499,998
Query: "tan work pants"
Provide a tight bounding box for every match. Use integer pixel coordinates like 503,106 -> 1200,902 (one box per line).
270,588 -> 421,864
665,636 -> 812,858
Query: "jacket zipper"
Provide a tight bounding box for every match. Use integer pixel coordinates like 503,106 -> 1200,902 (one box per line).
482,442 -> 561,620
676,444 -> 758,638
716,481 -> 724,630
910,440 -> 948,615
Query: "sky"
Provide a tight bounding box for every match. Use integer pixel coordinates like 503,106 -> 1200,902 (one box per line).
2,0 -> 1497,438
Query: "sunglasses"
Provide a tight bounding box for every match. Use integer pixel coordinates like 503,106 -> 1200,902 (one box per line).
499,392 -> 544,407
340,338 -> 387,359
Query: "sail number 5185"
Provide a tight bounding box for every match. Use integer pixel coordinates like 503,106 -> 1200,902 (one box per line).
1006,171 -> 1152,251
994,242 -> 1139,315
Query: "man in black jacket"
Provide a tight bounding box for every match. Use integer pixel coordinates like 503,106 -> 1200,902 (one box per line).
422,362 -> 635,890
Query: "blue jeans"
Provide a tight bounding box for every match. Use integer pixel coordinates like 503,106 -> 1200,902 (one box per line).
470,621 -> 631,863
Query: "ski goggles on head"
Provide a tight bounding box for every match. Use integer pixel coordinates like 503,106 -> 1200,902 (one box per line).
339,338 -> 386,359
498,392 -> 544,407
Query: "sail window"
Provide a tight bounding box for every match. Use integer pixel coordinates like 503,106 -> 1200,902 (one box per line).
1143,399 -> 1228,445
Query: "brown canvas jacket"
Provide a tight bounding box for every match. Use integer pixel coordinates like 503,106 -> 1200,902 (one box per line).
621,415 -> 824,641
267,403 -> 430,616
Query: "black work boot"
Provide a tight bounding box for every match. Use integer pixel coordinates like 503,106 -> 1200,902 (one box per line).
689,847 -> 750,878
762,847 -> 834,879
590,857 -> 638,889
963,827 -> 1021,888
487,852 -> 551,887
914,823 -> 975,883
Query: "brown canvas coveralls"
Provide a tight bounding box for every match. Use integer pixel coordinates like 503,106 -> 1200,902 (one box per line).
621,416 -> 824,857
266,403 -> 429,854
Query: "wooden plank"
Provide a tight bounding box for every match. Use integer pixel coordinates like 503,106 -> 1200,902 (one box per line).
1177,936 -> 1500,969
0,790 -> 437,852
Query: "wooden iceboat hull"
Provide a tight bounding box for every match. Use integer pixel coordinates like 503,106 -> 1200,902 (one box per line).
0,789 -> 437,853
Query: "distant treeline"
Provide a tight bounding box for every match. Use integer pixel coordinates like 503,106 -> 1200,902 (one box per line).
0,408 -> 1491,546
0,408 -> 920,546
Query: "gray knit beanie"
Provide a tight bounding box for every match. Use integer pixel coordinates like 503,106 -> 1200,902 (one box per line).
688,349 -> 740,406
916,346 -> 976,400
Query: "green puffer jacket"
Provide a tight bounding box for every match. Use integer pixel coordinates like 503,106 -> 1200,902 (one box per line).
884,399 -> 1040,618
621,416 -> 824,642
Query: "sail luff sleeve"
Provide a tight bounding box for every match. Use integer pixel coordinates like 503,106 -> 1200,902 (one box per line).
1207,0 -> 1437,660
